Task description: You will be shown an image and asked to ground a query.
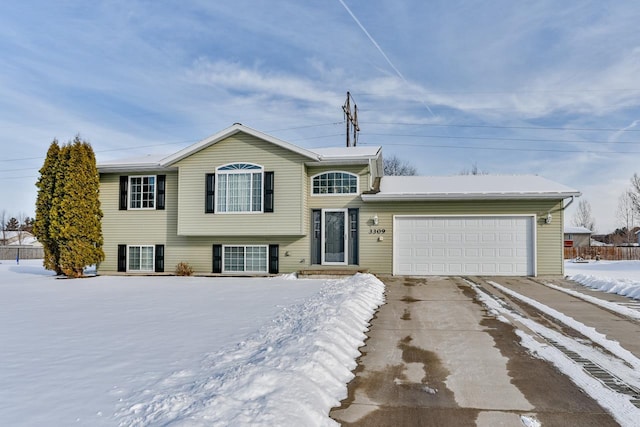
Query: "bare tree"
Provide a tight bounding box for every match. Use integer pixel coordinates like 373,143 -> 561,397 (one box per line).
383,155 -> 417,176
630,173 -> 640,214
616,190 -> 637,244
572,199 -> 596,232
16,212 -> 28,245
0,209 -> 7,244
459,162 -> 487,175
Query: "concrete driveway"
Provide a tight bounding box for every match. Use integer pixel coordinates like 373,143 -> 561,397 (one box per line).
330,276 -> 619,426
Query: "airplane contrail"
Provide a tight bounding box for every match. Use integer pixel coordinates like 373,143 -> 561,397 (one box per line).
337,0 -> 435,117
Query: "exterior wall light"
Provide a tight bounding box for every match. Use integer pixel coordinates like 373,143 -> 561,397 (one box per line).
373,214 -> 379,225
545,213 -> 552,224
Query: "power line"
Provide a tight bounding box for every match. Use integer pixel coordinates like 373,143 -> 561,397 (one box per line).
361,121 -> 640,132
266,121 -> 345,132
363,132 -> 640,145
362,141 -> 640,154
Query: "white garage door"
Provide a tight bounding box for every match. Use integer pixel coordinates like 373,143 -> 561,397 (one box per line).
394,216 -> 534,276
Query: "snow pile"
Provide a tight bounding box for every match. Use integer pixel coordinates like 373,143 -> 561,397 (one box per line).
0,261 -> 384,426
565,260 -> 640,300
116,273 -> 385,427
543,283 -> 640,321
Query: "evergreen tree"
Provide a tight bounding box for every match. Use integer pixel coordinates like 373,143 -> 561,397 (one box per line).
6,217 -> 19,231
34,137 -> 104,277
34,140 -> 63,274
57,137 -> 104,277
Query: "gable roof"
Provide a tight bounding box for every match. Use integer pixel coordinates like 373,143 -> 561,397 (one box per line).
98,124 -> 381,173
160,123 -> 320,166
362,174 -> 581,201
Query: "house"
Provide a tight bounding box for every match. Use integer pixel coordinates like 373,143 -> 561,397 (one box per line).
0,231 -> 40,246
563,226 -> 592,248
97,124 -> 580,277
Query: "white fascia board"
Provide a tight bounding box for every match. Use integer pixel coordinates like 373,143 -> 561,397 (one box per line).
305,158 -> 373,166
160,123 -> 319,166
98,163 -> 175,173
305,149 -> 381,166
362,191 -> 581,202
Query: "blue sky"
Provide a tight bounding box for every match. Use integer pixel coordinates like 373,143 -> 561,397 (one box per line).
1,0 -> 640,232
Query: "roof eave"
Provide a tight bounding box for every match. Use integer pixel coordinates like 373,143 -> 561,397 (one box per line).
361,192 -> 582,202
98,164 -> 175,173
305,157 -> 375,166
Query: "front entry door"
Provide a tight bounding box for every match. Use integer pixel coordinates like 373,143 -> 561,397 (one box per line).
322,209 -> 348,265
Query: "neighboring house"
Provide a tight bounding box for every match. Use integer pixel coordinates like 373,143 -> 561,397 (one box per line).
563,226 -> 592,248
0,231 -> 41,246
97,124 -> 580,277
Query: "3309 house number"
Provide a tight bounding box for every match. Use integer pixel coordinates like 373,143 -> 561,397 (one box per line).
369,228 -> 386,234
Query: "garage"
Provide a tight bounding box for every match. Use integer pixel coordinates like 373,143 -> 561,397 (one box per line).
393,215 -> 535,276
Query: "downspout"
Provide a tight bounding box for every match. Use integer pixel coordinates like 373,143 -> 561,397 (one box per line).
559,195 -> 576,277
562,195 -> 575,211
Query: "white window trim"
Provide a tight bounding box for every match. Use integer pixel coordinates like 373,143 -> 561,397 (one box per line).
126,245 -> 155,272
311,171 -> 359,196
129,175 -> 157,210
222,244 -> 268,273
215,163 -> 264,214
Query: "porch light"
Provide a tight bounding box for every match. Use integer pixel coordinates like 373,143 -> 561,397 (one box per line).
545,213 -> 552,224
372,214 -> 379,225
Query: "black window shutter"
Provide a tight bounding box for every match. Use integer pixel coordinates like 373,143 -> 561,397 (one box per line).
212,244 -> 222,273
156,175 -> 166,210
348,208 -> 359,265
155,244 -> 165,273
117,245 -> 127,272
205,173 -> 215,213
264,171 -> 274,213
269,244 -> 279,274
119,176 -> 128,210
311,209 -> 321,265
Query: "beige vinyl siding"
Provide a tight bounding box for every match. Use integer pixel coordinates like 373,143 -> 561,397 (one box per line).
99,171 -> 177,272
358,199 -> 564,276
157,236 -> 309,274
174,134 -> 307,236
100,171 -> 310,273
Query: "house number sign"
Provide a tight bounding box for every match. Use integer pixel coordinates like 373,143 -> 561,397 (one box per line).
369,228 -> 386,234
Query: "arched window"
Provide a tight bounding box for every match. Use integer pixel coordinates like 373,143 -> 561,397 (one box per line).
312,171 -> 358,195
216,163 -> 263,212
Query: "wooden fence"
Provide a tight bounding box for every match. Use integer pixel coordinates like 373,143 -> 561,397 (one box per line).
0,246 -> 44,261
564,246 -> 640,261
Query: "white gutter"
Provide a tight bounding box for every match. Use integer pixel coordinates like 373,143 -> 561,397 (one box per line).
361,191 -> 581,202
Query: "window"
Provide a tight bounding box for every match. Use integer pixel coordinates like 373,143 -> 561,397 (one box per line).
129,176 -> 155,209
223,245 -> 268,272
120,175 -> 165,210
216,163 -> 263,213
128,245 -> 154,272
312,171 -> 358,195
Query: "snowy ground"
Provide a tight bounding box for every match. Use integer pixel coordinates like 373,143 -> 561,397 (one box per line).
565,259 -> 640,300
0,260 -> 384,426
469,260 -> 640,426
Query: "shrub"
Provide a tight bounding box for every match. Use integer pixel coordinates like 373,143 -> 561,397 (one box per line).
175,262 -> 194,276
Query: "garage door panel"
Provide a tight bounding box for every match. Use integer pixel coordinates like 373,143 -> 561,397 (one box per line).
465,248 -> 479,257
394,216 -> 534,276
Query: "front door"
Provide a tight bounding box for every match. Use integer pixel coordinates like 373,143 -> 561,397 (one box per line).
322,209 -> 348,265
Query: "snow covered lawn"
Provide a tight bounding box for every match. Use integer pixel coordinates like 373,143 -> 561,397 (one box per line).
0,260 -> 384,426
565,259 -> 640,300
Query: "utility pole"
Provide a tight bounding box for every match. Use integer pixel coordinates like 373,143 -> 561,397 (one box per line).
342,91 -> 360,147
